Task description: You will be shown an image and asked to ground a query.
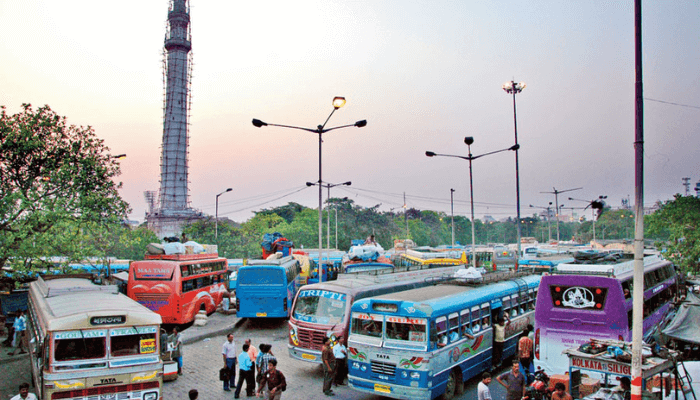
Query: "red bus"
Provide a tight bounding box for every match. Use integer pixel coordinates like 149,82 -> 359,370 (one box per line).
128,253 -> 228,324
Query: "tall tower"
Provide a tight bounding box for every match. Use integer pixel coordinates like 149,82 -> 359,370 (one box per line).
147,0 -> 203,238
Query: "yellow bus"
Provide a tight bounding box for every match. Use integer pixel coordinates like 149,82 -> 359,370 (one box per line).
26,276 -> 163,400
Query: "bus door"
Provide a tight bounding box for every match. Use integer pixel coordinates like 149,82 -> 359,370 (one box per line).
490,298 -> 503,323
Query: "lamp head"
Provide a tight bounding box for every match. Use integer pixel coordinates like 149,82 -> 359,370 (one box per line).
464,136 -> 474,146
332,97 -> 346,109
226,188 -> 232,192
355,120 -> 367,128
306,182 -> 315,187
425,151 -> 436,157
112,154 -> 127,159
343,181 -> 352,186
252,119 -> 267,127
509,144 -> 520,151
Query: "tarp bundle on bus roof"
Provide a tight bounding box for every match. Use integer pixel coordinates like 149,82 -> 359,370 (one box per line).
662,292 -> 700,345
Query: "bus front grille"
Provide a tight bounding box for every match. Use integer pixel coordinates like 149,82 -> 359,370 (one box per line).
296,328 -> 326,350
371,360 -> 396,376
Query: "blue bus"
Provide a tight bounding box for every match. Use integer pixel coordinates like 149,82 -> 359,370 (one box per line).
235,256 -> 301,318
347,272 -> 540,400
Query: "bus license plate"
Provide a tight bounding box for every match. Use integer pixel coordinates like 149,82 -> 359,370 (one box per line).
374,384 -> 391,393
256,312 -> 267,317
301,353 -> 316,361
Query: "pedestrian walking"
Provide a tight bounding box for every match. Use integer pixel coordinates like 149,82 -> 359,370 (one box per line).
496,360 -> 527,400
257,359 -> 286,400
257,344 -> 277,396
169,327 -> 183,375
9,310 -> 27,356
247,338 -> 258,383
235,343 -> 255,398
477,372 -> 492,400
3,311 -> 16,347
518,325 -> 534,378
333,336 -> 348,386
188,389 -> 198,400
492,314 -> 510,368
321,337 -> 336,396
222,333 -> 237,392
11,382 -> 38,400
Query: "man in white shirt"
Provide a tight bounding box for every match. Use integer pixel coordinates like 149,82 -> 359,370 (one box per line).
222,333 -> 237,391
477,372 -> 492,400
11,383 -> 37,400
332,336 -> 348,386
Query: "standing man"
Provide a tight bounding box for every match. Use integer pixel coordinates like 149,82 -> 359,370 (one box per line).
321,337 -> 336,396
246,338 -> 258,383
496,361 -> 527,400
477,372 -> 492,400
169,327 -> 183,375
9,310 -> 27,356
257,359 -> 286,400
333,336 -> 348,386
222,333 -> 237,392
492,313 -> 510,368
518,325 -> 534,378
235,344 -> 255,398
11,383 -> 37,400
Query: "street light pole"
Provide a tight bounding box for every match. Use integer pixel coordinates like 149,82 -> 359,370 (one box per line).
308,181 -> 351,250
542,187 -> 582,243
450,188 -> 456,247
253,98 -> 367,283
426,138 -> 519,270
215,188 -> 232,241
529,202 -> 553,242
503,80 -> 526,263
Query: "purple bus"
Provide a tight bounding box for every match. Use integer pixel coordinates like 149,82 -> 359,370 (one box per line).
534,252 -> 678,375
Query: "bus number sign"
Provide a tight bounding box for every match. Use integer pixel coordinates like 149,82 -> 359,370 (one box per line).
90,316 -> 126,326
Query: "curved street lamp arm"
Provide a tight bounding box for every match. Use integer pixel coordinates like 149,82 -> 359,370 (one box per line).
262,123 -> 319,133
471,146 -> 517,160
426,152 -> 470,161
323,121 -> 367,133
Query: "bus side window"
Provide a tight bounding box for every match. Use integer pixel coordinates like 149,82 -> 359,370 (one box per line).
436,316 -> 448,347
470,306 -> 480,333
460,310 -> 471,337
448,313 -> 460,343
181,265 -> 190,277
481,303 -> 491,328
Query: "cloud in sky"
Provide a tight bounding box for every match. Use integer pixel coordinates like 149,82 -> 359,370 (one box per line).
1,0 -> 698,224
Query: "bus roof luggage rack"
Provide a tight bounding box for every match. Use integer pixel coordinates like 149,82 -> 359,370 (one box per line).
143,253 -> 219,261
247,255 -> 297,266
35,275 -> 120,298
436,270 -> 533,287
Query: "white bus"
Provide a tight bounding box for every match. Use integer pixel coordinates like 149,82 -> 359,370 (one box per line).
26,276 -> 163,400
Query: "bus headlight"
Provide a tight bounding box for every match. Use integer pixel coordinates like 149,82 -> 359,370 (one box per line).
144,391 -> 158,400
402,371 -> 408,378
352,362 -> 360,370
410,372 -> 420,379
361,365 -> 367,372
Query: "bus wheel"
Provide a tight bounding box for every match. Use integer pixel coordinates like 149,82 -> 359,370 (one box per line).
442,369 -> 460,400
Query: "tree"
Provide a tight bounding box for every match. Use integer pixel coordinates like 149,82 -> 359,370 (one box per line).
646,195 -> 700,274
0,104 -> 130,269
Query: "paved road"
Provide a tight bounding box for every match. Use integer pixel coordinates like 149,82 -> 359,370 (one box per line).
164,318 -> 510,400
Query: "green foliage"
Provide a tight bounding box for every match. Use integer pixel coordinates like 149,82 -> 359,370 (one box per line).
0,104 -> 130,270
646,195 -> 700,274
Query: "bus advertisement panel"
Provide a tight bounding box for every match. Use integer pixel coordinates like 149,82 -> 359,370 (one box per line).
26,276 -> 163,400
288,265 -> 463,364
346,273 -> 540,400
128,253 -> 228,325
534,252 -> 678,375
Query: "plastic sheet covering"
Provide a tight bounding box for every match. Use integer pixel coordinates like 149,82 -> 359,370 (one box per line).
662,292 -> 700,345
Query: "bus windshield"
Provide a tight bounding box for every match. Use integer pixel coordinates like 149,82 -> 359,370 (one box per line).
293,290 -> 346,325
386,316 -> 427,342
54,330 -> 106,361
239,268 -> 284,285
110,326 -> 158,357
350,312 -> 384,338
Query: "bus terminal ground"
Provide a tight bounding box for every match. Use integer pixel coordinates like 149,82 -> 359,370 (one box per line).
1,310 -> 511,400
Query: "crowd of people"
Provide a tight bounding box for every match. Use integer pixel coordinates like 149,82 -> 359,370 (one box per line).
220,333 -> 287,399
